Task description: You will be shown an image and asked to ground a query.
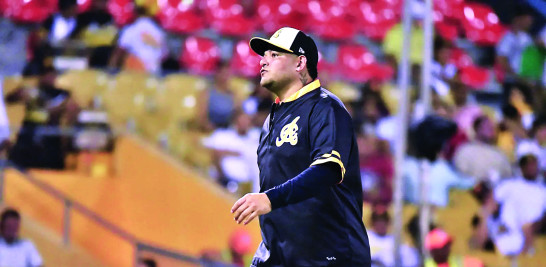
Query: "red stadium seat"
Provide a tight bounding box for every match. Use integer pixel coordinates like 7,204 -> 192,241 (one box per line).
156,0 -> 204,34
337,44 -> 394,82
256,0 -> 307,34
78,0 -> 92,13
376,0 -> 403,16
460,65 -> 490,89
449,48 -> 473,69
204,0 -> 255,37
461,3 -> 506,46
3,0 -> 57,23
357,1 -> 399,41
180,36 -> 220,75
434,0 -> 464,21
306,0 -> 356,41
435,21 -> 459,42
107,0 -> 136,26
231,40 -> 261,78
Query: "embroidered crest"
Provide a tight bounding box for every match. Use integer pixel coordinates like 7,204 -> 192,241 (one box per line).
276,116 -> 300,147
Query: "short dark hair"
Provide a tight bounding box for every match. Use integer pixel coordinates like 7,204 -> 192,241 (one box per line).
139,258 -> 156,267
519,154 -> 537,169
1,208 -> 20,229
307,64 -> 318,80
59,0 -> 77,11
472,115 -> 489,133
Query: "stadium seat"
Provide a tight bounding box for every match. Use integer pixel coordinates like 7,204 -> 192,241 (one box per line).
461,3 -> 507,46
433,0 -> 464,21
256,0 -> 307,34
203,0 -> 255,37
449,48 -> 474,69
107,0 -> 136,26
376,0 -> 403,16
435,21 -> 459,42
3,0 -> 57,23
156,0 -> 204,34
180,36 -> 221,76
459,65 -> 490,89
55,69 -> 110,108
337,44 -> 395,82
356,1 -> 399,41
230,40 -> 261,79
78,0 -> 92,13
306,0 -> 356,41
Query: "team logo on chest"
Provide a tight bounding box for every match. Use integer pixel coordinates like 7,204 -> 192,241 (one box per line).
276,116 -> 300,147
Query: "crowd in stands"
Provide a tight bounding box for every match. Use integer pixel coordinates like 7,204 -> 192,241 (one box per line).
1,0 -> 546,266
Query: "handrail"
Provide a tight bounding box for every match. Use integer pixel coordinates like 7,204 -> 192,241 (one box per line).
0,161 -> 236,267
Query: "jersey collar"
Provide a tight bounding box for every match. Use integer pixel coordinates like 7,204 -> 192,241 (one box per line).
275,79 -> 321,104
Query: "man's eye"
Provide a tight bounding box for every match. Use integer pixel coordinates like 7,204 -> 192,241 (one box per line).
272,53 -> 279,57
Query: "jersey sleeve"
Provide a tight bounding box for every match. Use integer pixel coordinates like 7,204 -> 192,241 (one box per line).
309,98 -> 353,183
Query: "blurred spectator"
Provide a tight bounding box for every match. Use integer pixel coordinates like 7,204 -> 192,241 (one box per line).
358,133 -> 393,205
453,116 -> 512,182
515,117 -> 546,174
424,228 -> 483,267
137,258 -> 156,267
198,62 -> 236,131
224,229 -> 252,267
108,6 -> 167,74
368,209 -> 420,267
496,5 -> 534,105
0,18 -> 32,76
538,25 -> 546,88
403,155 -> 474,208
74,0 -> 117,68
382,12 -> 424,67
493,154 -> 546,254
242,77 -> 273,128
6,67 -> 80,169
450,82 -> 483,138
432,38 -> 457,97
42,0 -> 79,45
202,110 -> 260,194
354,81 -> 391,134
0,208 -> 42,267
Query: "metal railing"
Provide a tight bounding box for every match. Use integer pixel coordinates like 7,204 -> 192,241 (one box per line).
0,161 -> 236,267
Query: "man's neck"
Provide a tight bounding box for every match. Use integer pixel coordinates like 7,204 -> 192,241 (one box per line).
276,79 -> 309,102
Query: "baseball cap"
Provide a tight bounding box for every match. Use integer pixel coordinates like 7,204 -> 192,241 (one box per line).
249,27 -> 319,68
425,228 -> 453,250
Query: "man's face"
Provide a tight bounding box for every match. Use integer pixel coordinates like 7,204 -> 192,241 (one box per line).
477,118 -> 495,143
430,242 -> 451,263
259,50 -> 299,93
522,156 -> 539,180
1,217 -> 20,242
372,219 -> 389,236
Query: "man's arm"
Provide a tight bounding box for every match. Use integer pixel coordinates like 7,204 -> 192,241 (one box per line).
231,163 -> 341,225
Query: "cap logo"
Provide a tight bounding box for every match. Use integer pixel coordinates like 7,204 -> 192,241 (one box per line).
272,29 -> 282,39
299,47 -> 305,54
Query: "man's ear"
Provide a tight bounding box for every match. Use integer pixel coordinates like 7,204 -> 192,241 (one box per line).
296,55 -> 307,72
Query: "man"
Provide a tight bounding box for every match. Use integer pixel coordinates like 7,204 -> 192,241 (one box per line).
230,27 -> 371,266
424,229 -> 483,267
453,116 -> 512,182
0,208 -> 43,267
368,210 -> 419,267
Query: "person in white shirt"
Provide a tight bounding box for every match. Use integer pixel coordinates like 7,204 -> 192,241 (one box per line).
473,153 -> 546,256
108,6 -> 167,74
42,0 -> 79,44
0,76 -> 10,152
368,210 -> 420,267
0,208 -> 42,267
202,111 -> 261,194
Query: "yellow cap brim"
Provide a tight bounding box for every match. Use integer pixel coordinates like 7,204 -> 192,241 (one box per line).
249,37 -> 294,56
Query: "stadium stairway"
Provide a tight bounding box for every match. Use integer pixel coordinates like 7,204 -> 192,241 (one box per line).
3,135 -> 262,266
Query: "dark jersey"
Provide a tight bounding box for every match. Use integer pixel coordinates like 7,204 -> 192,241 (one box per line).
253,80 -> 371,267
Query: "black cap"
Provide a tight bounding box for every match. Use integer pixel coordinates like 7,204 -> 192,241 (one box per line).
249,27 -> 318,68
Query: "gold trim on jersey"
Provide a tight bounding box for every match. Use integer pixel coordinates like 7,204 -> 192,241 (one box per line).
310,150 -> 345,184
279,79 -> 321,103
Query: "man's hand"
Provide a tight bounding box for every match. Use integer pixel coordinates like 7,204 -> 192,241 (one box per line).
231,193 -> 272,225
